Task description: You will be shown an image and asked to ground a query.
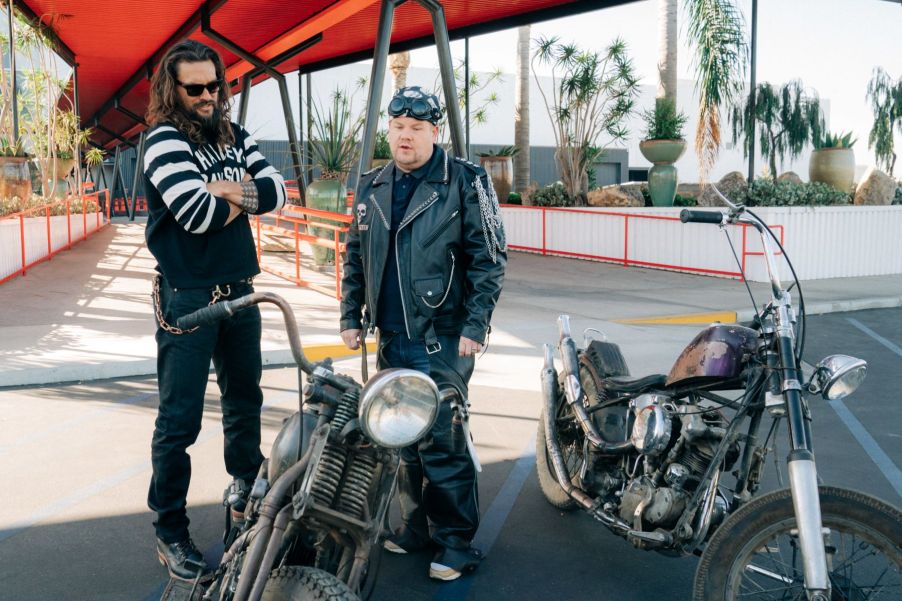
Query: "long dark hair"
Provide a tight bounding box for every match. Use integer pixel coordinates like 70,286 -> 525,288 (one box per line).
146,40 -> 234,146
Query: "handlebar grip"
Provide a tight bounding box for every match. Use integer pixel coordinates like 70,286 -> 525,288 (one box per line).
680,209 -> 725,224
176,300 -> 235,330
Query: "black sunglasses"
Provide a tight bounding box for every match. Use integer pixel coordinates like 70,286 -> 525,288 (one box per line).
388,96 -> 441,123
177,80 -> 222,97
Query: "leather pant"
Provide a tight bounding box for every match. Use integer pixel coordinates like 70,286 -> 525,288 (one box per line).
377,331 -> 478,550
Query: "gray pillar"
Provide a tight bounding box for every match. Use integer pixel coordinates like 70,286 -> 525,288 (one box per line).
306,72 -> 314,186
129,132 -> 146,221
357,0 -> 395,180
7,0 -> 18,146
277,75 -> 304,193
238,74 -> 251,126
422,0 -> 465,159
464,37 -> 470,157
748,0 -> 758,182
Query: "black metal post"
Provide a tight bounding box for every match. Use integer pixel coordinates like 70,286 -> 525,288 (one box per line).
96,124 -> 136,148
357,0 -> 395,180
73,62 -> 82,192
419,0 -> 466,158
464,37 -> 470,157
276,76 -> 304,194
748,0 -> 758,182
110,145 -> 123,215
238,74 -> 251,126
7,0 -> 18,146
129,132 -> 146,221
115,100 -> 148,126
306,72 -> 313,186
297,70 -> 306,187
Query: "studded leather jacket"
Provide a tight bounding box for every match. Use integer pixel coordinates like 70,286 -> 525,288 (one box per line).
340,145 -> 506,349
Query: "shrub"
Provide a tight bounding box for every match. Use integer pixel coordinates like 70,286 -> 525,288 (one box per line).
641,97 -> 688,140
506,191 -> 522,205
530,182 -> 576,207
737,179 -> 851,207
477,145 -> 519,157
894,182 -> 902,205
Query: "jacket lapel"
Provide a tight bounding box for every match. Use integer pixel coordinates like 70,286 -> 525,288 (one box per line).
369,165 -> 394,230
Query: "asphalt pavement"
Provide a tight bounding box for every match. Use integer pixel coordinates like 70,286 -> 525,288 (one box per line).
1,221 -> 901,600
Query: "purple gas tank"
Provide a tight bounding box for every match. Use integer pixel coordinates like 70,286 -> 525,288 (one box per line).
666,324 -> 759,387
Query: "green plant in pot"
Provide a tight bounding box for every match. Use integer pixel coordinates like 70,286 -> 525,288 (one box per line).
308,86 -> 365,265
371,128 -> 391,168
477,145 -> 518,204
638,97 -> 688,206
810,130 -> 856,193
0,21 -> 32,203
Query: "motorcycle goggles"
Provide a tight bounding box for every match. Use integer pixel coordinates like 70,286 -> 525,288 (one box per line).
178,80 -> 222,97
387,88 -> 443,124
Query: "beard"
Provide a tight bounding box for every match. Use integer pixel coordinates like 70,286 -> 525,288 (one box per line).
180,101 -> 222,143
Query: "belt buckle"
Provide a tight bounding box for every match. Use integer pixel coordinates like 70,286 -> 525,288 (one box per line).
426,341 -> 442,354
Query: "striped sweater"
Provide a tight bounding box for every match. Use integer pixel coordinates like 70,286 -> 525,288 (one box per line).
143,122 -> 286,288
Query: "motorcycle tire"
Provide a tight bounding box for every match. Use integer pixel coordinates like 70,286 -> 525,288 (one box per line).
693,486 -> 902,601
260,566 -> 359,601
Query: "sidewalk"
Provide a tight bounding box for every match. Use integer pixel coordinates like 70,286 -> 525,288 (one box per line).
1,220 -> 901,388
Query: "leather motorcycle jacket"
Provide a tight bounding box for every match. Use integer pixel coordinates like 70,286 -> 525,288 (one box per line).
340,145 -> 506,350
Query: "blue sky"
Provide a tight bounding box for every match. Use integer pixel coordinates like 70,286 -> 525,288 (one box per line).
409,0 -> 902,171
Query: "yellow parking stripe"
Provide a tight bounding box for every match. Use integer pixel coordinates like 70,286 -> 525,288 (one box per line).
616,311 -> 737,325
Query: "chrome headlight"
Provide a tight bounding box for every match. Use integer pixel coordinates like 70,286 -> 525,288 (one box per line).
811,354 -> 867,400
629,393 -> 672,455
358,368 -> 440,448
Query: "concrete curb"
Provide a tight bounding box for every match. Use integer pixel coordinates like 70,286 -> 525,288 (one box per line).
621,296 -> 902,327
0,343 -> 358,389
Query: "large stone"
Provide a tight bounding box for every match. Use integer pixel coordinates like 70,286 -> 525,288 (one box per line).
777,171 -> 803,185
853,167 -> 895,206
677,182 -> 702,198
698,171 -> 747,207
587,185 -> 644,207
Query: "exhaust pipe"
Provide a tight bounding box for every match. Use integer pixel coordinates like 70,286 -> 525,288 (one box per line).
542,344 -> 631,533
556,316 -> 632,454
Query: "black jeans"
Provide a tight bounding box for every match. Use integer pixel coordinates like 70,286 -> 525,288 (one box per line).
148,276 -> 264,543
378,331 -> 478,550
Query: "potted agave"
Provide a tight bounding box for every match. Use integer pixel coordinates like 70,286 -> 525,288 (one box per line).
809,130 -> 856,193
371,128 -> 391,169
477,145 -> 518,205
308,86 -> 365,265
638,97 -> 688,206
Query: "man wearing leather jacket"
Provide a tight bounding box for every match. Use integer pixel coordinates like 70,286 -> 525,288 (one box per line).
340,86 -> 506,581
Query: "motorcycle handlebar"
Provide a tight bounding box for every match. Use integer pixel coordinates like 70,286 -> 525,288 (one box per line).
176,300 -> 237,330
679,209 -> 725,224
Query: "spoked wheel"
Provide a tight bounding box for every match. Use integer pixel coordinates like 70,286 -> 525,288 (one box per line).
260,566 -> 358,601
694,486 -> 902,600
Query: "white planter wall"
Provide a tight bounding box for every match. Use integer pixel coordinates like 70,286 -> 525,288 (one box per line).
501,205 -> 902,282
1,212 -> 106,281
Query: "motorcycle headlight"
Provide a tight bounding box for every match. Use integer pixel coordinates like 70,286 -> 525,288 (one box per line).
358,368 -> 439,448
812,354 -> 867,400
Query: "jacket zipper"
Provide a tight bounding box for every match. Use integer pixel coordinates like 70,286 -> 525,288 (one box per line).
421,209 -> 459,248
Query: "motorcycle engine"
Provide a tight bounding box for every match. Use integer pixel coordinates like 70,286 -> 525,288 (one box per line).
618,395 -> 738,530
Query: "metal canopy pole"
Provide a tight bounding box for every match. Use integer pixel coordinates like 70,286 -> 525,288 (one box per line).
418,0 -> 465,158
129,132 -> 146,221
747,0 -> 758,182
201,6 -> 305,198
464,37 -> 470,157
306,72 -> 313,186
7,0 -> 18,146
114,100 -> 148,126
109,145 -> 123,214
73,62 -> 82,192
238,74 -> 251,126
357,0 -> 396,179
297,71 -> 306,187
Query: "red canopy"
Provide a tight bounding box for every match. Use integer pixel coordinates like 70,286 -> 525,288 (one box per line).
13,0 -> 621,148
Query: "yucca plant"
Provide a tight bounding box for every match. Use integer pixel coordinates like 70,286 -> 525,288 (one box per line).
310,84 -> 366,182
641,97 -> 688,140
477,145 -> 520,157
814,131 -> 857,150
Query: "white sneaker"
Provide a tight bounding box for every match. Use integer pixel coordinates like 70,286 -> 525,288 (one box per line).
429,561 -> 463,581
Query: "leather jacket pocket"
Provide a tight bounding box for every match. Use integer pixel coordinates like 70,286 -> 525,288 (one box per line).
420,209 -> 460,248
414,250 -> 456,309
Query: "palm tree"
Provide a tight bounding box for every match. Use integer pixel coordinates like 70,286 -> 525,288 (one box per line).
389,51 -> 410,92
684,0 -> 748,179
729,80 -> 824,179
657,0 -> 678,102
514,25 -> 530,195
866,67 -> 902,176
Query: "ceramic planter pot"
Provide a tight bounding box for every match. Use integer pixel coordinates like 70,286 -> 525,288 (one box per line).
479,156 -> 513,203
39,158 -> 76,199
306,178 -> 346,265
809,148 -> 854,193
0,156 -> 33,203
639,139 -> 686,207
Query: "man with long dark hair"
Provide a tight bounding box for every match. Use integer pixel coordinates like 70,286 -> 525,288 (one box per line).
143,39 -> 286,580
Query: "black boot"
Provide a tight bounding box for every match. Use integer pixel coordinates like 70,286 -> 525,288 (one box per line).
156,537 -> 208,580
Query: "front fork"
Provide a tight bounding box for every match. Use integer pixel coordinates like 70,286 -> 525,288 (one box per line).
774,303 -> 830,600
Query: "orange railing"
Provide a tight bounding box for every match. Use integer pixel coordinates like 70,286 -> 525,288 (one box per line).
253,201 -> 353,299
0,189 -> 110,285
502,204 -> 784,280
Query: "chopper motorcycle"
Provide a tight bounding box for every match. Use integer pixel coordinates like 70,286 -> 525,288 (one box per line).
160,291 -> 469,601
536,189 -> 901,600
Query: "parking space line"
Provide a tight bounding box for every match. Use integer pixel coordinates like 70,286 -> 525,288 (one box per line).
433,437 -> 536,601
847,317 -> 902,357
828,399 -> 902,499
